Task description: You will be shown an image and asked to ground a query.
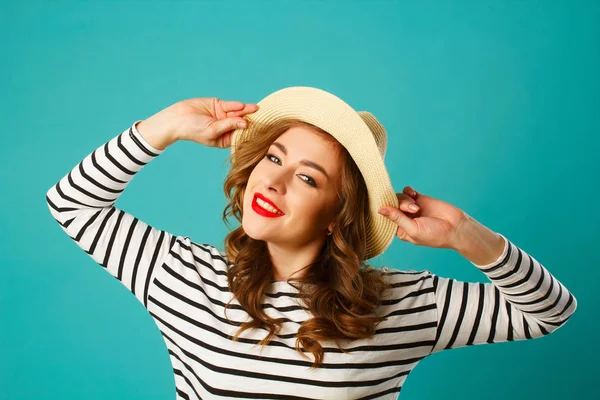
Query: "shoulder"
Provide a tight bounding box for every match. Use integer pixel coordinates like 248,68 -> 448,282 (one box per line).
378,266 -> 435,294
170,236 -> 232,273
379,266 -> 433,281
372,267 -> 438,321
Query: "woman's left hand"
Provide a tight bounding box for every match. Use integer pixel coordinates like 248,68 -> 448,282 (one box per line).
378,186 -> 469,250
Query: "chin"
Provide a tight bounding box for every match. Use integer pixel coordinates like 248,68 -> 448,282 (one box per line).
241,217 -> 268,241
241,225 -> 262,241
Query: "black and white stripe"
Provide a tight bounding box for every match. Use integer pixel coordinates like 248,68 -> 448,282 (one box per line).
46,121 -> 577,399
429,235 -> 576,355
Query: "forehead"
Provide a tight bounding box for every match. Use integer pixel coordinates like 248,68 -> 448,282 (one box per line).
274,125 -> 340,158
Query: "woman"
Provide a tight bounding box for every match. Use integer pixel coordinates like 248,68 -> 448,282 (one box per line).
46,86 -> 577,399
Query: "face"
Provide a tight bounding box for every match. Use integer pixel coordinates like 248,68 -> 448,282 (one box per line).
242,125 -> 343,249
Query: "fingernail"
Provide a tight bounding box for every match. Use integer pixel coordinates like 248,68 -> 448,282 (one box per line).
379,209 -> 389,216
237,121 -> 247,128
409,204 -> 419,211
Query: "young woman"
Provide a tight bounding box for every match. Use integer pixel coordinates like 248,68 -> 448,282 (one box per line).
46,86 -> 577,399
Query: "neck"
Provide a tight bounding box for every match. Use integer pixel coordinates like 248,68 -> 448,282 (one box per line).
266,238 -> 326,282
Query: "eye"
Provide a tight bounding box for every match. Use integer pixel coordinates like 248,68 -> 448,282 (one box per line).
299,175 -> 317,187
266,153 -> 280,164
265,153 -> 318,188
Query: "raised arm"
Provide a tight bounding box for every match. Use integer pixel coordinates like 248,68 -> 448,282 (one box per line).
429,231 -> 577,355
45,98 -> 258,308
45,121 -> 176,307
377,187 -> 577,356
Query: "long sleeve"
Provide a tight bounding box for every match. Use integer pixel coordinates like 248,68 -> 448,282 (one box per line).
45,121 -> 178,309
429,234 -> 577,355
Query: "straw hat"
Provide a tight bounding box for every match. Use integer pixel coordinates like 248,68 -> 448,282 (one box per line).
230,86 -> 399,260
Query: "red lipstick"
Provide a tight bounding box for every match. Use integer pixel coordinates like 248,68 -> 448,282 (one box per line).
252,193 -> 284,218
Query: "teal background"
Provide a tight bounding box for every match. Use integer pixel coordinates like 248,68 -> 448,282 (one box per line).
1,0 -> 597,399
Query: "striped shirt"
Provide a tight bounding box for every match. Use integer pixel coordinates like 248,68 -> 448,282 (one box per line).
45,121 -> 577,400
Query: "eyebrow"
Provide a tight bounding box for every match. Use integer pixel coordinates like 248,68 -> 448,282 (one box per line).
271,142 -> 330,180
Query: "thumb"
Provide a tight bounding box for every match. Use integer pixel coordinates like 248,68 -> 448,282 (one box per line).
379,207 -> 416,236
210,118 -> 247,136
218,132 -> 233,149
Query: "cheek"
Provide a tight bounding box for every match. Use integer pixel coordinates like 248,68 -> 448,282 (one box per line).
289,195 -> 328,225
318,195 -> 340,222
244,169 -> 260,198
246,164 -> 264,189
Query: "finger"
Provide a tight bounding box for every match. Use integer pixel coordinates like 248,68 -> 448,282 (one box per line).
219,100 -> 246,112
402,199 -> 420,213
210,118 -> 247,136
219,132 -> 233,149
378,207 -> 417,237
396,193 -> 420,213
226,104 -> 259,118
403,186 -> 418,198
394,226 -> 412,243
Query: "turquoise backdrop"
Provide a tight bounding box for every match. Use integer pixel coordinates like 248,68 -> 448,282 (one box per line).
1,1 -> 597,399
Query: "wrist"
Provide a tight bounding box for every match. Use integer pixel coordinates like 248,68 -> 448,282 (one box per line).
452,214 -> 505,266
136,114 -> 178,151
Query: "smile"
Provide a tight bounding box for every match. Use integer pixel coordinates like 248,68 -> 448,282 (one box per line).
252,194 -> 285,218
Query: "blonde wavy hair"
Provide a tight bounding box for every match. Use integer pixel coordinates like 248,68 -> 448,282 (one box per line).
221,118 -> 391,369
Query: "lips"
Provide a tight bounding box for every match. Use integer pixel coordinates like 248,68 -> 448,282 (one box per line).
252,192 -> 285,218
254,192 -> 283,213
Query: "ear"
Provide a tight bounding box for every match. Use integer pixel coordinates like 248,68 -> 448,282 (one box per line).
327,222 -> 335,233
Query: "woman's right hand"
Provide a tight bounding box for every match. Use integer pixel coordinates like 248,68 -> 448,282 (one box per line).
136,97 -> 259,150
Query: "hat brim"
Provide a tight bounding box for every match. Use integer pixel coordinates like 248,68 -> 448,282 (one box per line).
230,86 -> 398,260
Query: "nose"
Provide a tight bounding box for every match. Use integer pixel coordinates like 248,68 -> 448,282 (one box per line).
262,168 -> 288,195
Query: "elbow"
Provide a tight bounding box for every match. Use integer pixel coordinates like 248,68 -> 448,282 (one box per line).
560,291 -> 578,324
538,292 -> 578,336
45,183 -> 67,225
46,185 -> 58,214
